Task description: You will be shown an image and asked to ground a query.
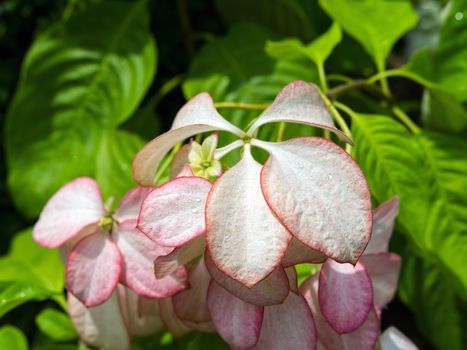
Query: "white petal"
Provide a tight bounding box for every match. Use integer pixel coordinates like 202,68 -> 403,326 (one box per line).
256,137 -> 372,264
133,93 -> 243,185
33,177 -> 104,248
247,81 -> 351,143
68,291 -> 130,350
206,146 -> 291,287
365,196 -> 399,254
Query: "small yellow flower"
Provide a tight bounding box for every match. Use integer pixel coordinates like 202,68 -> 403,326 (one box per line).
188,134 -> 222,178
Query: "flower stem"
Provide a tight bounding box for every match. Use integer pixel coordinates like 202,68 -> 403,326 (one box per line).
153,142 -> 182,184
377,61 -> 391,98
391,105 -> 421,134
317,63 -> 329,92
139,75 -> 184,117
276,122 -> 286,142
326,79 -> 368,99
327,101 -> 353,153
320,95 -> 353,153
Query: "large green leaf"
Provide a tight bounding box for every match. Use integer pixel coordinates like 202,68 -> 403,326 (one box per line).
0,281 -> 57,318
405,47 -> 467,133
95,129 -> 146,202
182,23 -> 275,100
5,0 -> 156,218
214,0 -> 316,40
36,308 -> 78,341
351,114 -> 467,296
423,85 -> 467,133
405,1 -> 467,132
0,326 -> 28,350
432,0 -> 467,102
319,0 -> 418,70
399,252 -> 467,350
0,228 -> 64,293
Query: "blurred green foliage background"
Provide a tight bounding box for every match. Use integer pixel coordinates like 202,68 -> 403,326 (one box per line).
0,0 -> 466,349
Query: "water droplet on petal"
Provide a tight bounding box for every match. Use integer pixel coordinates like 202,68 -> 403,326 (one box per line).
195,198 -> 201,202
328,174 -> 333,180
192,208 -> 198,214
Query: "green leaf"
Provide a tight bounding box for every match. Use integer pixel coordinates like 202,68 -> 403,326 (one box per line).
405,48 -> 467,133
431,0 -> 467,102
351,114 -> 467,297
0,326 -> 28,350
265,38 -> 307,61
319,0 -> 418,69
0,228 -> 64,294
5,0 -> 156,218
95,129 -> 146,204
0,281 -> 57,318
214,0 -> 316,40
266,22 -> 342,66
422,86 -> 467,133
36,308 -> 78,341
182,23 -> 276,100
404,2 -> 467,133
304,22 -> 342,66
399,252 -> 467,350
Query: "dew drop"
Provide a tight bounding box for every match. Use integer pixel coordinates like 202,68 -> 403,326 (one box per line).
455,12 -> 463,20
192,208 -> 198,214
328,174 -> 333,180
195,198 -> 201,203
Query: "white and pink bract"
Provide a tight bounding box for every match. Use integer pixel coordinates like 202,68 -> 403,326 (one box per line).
135,81 -> 372,289
33,178 -> 188,307
33,81 -> 418,350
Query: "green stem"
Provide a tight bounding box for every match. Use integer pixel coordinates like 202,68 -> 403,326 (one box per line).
377,61 -> 391,97
392,105 -> 421,134
317,63 -> 329,92
214,102 -> 269,110
326,79 -> 368,99
138,75 -> 184,120
276,122 -> 286,142
329,101 -> 353,154
326,74 -> 353,83
321,97 -> 353,153
367,68 -> 436,89
153,143 -> 182,184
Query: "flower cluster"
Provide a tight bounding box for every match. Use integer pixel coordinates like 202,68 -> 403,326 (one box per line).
33,81 -> 418,349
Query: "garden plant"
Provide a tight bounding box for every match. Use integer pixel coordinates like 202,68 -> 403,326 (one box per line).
0,0 -> 466,349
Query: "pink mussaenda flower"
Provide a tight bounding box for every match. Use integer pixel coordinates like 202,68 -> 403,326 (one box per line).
134,80 -> 372,289
33,177 -> 188,307
300,196 -> 402,350
194,197 -> 402,350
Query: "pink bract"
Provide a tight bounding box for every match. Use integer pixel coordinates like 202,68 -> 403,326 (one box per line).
33,177 -> 104,248
207,280 -> 264,349
133,81 -> 373,289
34,178 -> 189,307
